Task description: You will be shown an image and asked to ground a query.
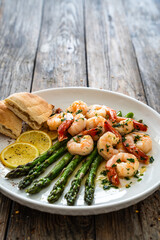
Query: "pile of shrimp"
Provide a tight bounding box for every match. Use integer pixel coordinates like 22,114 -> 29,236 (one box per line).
47,100 -> 152,187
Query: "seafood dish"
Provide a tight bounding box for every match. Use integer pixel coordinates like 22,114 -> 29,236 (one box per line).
0,93 -> 154,206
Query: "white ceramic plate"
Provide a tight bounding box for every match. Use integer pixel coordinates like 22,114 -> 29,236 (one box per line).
0,87 -> 160,215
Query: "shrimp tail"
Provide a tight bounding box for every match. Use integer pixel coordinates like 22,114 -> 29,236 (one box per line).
116,117 -> 148,131
80,127 -> 102,138
108,109 -> 117,122
133,120 -> 148,131
104,120 -> 122,140
58,119 -> 74,142
123,138 -> 149,164
106,166 -> 120,186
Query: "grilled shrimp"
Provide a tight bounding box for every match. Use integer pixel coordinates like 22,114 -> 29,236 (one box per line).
47,112 -> 73,130
123,132 -> 152,164
86,116 -> 106,140
97,132 -> 120,160
125,132 -> 152,153
116,117 -> 148,132
104,106 -> 117,121
66,100 -> 88,116
86,105 -> 117,121
86,105 -> 107,119
106,153 -> 139,185
68,113 -> 87,136
112,118 -> 134,136
67,135 -> 94,155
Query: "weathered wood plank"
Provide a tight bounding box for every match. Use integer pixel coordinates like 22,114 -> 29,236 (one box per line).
32,0 -> 86,90
123,0 -> 160,113
6,1 -> 95,240
85,0 -> 146,102
0,193 -> 11,240
6,202 -> 95,240
85,0 -> 160,239
0,1 -> 43,239
0,0 -> 43,98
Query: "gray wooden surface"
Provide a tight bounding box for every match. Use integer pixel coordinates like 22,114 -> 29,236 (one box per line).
0,0 -> 160,239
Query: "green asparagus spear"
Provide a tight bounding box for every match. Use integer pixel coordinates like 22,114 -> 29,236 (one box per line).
125,112 -> 134,118
65,148 -> 98,206
117,111 -> 122,117
18,144 -> 67,189
5,140 -> 67,179
48,155 -> 83,203
26,152 -> 73,194
84,154 -> 103,205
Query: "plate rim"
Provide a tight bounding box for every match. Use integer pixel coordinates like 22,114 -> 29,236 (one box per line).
0,87 -> 160,215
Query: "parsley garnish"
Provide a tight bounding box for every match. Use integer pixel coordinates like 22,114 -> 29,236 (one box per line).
73,137 -> 77,142
76,109 -> 82,114
149,156 -> 154,164
116,159 -> 121,163
127,158 -> 135,163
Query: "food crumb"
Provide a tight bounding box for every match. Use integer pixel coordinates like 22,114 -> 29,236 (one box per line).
135,210 -> 139,213
15,211 -> 19,214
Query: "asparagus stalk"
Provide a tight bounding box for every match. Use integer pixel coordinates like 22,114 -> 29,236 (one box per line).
18,144 -> 67,189
26,152 -> 73,194
65,148 -> 98,206
48,155 -> 83,203
84,154 -> 103,205
6,140 -> 67,179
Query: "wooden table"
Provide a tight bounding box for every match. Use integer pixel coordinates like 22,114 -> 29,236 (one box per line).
0,0 -> 160,239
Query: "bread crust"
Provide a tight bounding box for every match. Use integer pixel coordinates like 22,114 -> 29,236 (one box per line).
5,92 -> 53,129
0,101 -> 22,138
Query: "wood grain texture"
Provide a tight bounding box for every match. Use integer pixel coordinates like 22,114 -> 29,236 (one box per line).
85,0 -> 146,102
0,0 -> 43,98
123,0 -> 160,112
6,203 -> 95,240
32,0 -> 86,90
5,1 -> 95,240
0,1 -> 43,239
0,193 -> 11,240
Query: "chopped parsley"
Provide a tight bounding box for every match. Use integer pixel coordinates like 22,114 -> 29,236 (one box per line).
77,134 -> 83,138
113,123 -> 121,128
134,135 -> 141,143
138,119 -> 143,123
127,158 -> 135,163
100,170 -> 108,176
149,156 -> 154,164
76,109 -> 82,114
116,159 -> 121,163
124,177 -> 130,180
133,170 -> 139,178
73,137 -> 77,142
100,148 -> 104,152
137,178 -> 142,182
106,144 -> 110,152
101,179 -> 109,184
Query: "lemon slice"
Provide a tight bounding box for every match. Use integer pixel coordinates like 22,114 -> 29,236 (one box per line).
1,142 -> 39,168
16,130 -> 52,154
40,127 -> 58,141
